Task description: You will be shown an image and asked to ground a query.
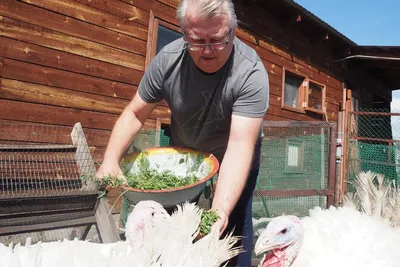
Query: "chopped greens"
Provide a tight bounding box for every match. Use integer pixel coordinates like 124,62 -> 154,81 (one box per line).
199,210 -> 220,236
125,169 -> 198,190
96,152 -> 202,191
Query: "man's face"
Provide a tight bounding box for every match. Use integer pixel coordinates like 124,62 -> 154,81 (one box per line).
183,12 -> 234,74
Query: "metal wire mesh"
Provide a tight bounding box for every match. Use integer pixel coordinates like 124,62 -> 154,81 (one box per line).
253,121 -> 337,218
345,108 -> 400,189
0,121 -> 100,228
0,123 -> 173,245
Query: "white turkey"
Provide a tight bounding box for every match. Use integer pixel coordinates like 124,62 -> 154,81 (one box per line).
343,170 -> 400,227
253,171 -> 400,267
0,200 -> 243,267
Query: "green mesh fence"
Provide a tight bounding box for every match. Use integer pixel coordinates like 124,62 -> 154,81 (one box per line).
345,108 -> 400,190
251,121 -> 336,266
253,121 -> 335,219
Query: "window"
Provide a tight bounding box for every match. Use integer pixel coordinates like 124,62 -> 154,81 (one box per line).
282,69 -> 326,115
283,72 -> 305,109
285,139 -> 304,173
145,12 -> 182,68
306,80 -> 325,113
156,25 -> 182,54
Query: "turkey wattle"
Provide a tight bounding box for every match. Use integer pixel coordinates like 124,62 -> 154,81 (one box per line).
0,200 -> 243,267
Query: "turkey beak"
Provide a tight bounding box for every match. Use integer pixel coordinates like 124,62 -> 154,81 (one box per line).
254,234 -> 274,256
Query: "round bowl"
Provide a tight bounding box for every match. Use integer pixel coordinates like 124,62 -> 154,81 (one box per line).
119,147 -> 219,209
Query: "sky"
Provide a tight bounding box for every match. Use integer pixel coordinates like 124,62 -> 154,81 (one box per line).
293,0 -> 400,109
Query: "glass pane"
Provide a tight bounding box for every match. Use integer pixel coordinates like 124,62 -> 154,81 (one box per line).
287,145 -> 299,166
284,73 -> 304,108
308,82 -> 323,110
156,25 -> 182,54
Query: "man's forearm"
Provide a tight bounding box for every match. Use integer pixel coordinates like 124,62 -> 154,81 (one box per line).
211,141 -> 254,217
103,107 -> 144,162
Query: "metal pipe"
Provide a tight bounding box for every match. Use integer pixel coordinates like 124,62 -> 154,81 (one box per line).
335,54 -> 400,63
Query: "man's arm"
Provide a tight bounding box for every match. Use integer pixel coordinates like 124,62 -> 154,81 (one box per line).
211,114 -> 263,233
96,93 -> 159,178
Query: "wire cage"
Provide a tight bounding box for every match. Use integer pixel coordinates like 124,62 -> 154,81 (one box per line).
0,121 -> 103,244
251,121 -> 337,266
253,121 -> 337,218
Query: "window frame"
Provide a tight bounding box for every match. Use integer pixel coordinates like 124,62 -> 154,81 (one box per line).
281,67 -> 326,115
304,78 -> 326,115
145,11 -> 182,69
281,68 -> 307,114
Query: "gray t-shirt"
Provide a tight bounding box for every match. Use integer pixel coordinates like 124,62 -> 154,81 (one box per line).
138,36 -> 269,168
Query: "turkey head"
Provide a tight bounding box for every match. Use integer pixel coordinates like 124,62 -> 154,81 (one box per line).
254,215 -> 304,267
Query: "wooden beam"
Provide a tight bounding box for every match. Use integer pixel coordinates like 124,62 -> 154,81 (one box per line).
311,32 -> 330,45
95,198 -> 121,243
0,215 -> 97,236
71,122 -> 98,191
254,189 -> 334,198
0,57 -> 3,90
281,14 -> 302,28
0,144 -> 76,151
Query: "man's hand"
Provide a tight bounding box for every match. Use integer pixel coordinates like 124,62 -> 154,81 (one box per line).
212,208 -> 229,237
96,159 -> 125,183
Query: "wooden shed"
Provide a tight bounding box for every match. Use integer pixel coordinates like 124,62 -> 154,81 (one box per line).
0,0 -> 398,212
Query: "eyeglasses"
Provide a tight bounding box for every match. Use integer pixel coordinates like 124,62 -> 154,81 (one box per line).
184,30 -> 232,51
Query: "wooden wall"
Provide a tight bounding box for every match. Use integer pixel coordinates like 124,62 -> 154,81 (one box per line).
0,0 -> 344,151
0,0 -> 349,214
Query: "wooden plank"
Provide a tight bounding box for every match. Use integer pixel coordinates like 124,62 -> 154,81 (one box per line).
0,37 -> 144,85
19,0 -> 148,41
95,198 -> 121,243
2,59 -> 136,100
74,0 -> 150,27
0,215 -> 97,236
0,57 -> 3,90
254,189 -> 334,198
0,100 -> 120,131
120,0 -> 178,23
157,0 -> 180,9
0,152 -> 76,164
0,0 -> 147,54
236,33 -> 342,90
71,122 -> 98,190
266,103 -> 322,122
0,167 -> 80,180
0,99 -> 168,133
0,78 -> 169,118
0,78 -> 128,115
241,38 -> 341,90
0,194 -> 98,215
0,17 -> 145,70
0,144 -> 76,151
236,1 -> 343,77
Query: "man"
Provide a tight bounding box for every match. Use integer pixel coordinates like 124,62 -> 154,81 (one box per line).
97,0 -> 269,265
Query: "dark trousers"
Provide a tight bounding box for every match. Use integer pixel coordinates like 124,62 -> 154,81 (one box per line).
222,168 -> 259,267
